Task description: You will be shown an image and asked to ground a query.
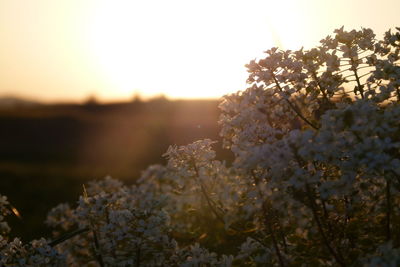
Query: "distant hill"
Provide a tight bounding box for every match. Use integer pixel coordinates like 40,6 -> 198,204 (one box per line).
0,96 -> 40,108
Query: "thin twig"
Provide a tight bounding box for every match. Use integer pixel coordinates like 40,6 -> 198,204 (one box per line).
135,245 -> 141,267
305,184 -> 347,267
266,215 -> 286,267
342,70 -> 373,80
386,179 -> 392,241
311,71 -> 329,102
91,226 -> 105,267
190,160 -> 269,248
251,171 -> 286,267
271,71 -> 319,130
348,48 -> 365,98
49,227 -> 89,247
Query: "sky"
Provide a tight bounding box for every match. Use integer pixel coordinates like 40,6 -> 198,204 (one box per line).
0,0 -> 399,102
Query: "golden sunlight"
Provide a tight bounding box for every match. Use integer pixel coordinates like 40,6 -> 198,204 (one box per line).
85,0 -> 277,99
0,0 -> 398,101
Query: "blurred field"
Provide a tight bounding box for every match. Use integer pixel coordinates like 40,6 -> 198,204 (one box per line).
0,97 -> 232,241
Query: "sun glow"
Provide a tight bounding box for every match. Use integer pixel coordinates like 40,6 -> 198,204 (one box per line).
2,0 -> 397,101
86,0 -> 280,99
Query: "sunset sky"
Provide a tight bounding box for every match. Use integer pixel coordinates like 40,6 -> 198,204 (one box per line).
0,0 -> 399,102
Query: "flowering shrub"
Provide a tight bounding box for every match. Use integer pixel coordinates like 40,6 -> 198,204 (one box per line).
0,195 -> 65,266
1,26 -> 400,266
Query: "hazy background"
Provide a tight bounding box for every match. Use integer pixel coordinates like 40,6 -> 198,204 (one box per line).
1,0 -> 399,102
0,0 -> 399,241
0,98 -> 234,240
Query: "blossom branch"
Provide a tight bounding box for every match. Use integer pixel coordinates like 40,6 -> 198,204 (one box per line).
48,227 -> 90,247
305,184 -> 347,267
271,71 -> 320,130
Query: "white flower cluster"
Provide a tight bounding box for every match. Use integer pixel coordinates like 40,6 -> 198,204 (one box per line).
0,237 -> 65,267
45,177 -> 178,266
1,26 -> 400,266
0,195 -> 11,236
1,195 -> 65,266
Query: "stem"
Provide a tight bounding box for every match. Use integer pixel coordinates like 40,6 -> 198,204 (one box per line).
386,179 -> 392,241
192,161 -> 225,224
342,70 -> 373,80
343,197 -> 351,225
251,171 -> 286,267
321,198 -> 334,235
279,224 -> 288,254
271,72 -> 319,130
305,184 -> 347,267
49,227 -> 89,247
135,245 -> 141,267
312,71 -> 329,101
340,53 -> 372,62
191,160 -> 268,248
266,215 -> 286,267
349,54 -> 365,99
336,64 -> 371,74
91,226 -> 105,267
105,206 -> 118,260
